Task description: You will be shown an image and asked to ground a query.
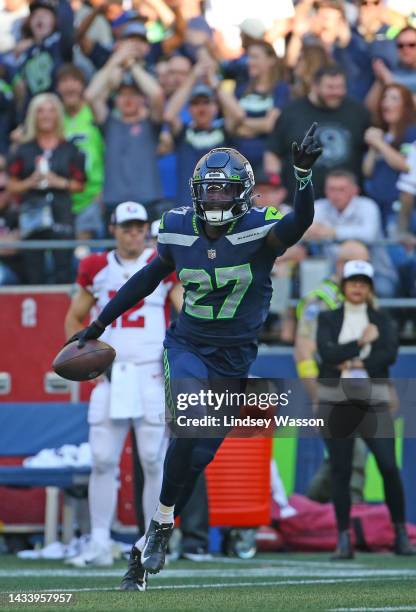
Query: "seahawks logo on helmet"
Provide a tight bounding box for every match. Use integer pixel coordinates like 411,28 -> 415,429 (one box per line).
190,148 -> 255,226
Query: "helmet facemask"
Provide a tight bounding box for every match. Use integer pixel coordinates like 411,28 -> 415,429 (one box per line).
191,178 -> 253,226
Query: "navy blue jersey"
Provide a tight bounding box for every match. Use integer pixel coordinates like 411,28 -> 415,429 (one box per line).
157,205 -> 284,347
96,179 -> 313,376
16,31 -> 72,112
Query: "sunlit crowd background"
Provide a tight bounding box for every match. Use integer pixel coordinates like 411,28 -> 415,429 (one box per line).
1,0 -> 416,341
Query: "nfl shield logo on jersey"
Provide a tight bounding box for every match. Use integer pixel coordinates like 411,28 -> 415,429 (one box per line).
207,249 -> 216,259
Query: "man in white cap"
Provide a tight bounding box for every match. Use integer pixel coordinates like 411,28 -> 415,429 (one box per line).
64,201 -> 182,572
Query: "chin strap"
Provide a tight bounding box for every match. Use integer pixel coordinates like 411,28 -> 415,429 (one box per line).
293,166 -> 313,191
204,212 -> 232,226
203,198 -> 250,226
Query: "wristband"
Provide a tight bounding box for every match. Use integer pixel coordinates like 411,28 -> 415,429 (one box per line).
296,359 -> 319,378
294,166 -> 313,191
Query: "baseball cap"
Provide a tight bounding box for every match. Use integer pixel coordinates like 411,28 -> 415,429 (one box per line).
29,0 -> 57,14
189,83 -> 215,101
239,18 -> 267,39
113,201 -> 148,224
342,260 -> 374,283
254,167 -> 281,187
111,11 -> 140,28
120,21 -> 148,40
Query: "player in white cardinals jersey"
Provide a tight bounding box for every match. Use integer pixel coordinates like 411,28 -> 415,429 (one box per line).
89,249 -> 171,364
64,202 -> 182,570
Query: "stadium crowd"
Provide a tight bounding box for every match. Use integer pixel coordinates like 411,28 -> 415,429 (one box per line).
1,0 -> 416,337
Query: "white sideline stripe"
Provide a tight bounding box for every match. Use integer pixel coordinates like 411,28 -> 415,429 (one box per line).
2,575 -> 414,594
212,558 -> 368,568
332,608 -> 416,611
1,568 -> 415,579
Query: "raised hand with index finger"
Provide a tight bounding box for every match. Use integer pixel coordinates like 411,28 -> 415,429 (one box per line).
292,122 -> 323,172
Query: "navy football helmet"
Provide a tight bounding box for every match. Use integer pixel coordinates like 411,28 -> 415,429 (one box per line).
190,148 -> 255,226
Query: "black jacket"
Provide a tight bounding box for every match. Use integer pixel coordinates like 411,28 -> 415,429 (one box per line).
317,305 -> 398,380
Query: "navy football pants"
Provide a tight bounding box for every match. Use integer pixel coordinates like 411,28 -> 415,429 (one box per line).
160,345 -> 246,515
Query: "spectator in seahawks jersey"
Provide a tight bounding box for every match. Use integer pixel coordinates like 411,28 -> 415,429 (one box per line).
163,58 -> 245,206
57,63 -> 105,239
231,41 -> 290,173
13,0 -> 73,116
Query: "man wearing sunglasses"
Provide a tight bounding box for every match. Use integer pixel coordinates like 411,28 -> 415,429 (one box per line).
394,26 -> 416,93
371,26 -> 416,98
334,0 -> 399,100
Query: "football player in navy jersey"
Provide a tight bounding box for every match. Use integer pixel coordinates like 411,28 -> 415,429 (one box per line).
68,122 -> 322,589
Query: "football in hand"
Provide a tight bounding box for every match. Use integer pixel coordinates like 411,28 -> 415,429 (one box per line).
52,340 -> 116,381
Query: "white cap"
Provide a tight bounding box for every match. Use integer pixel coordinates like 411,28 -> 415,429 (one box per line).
113,201 -> 148,224
342,260 -> 374,282
239,18 -> 267,39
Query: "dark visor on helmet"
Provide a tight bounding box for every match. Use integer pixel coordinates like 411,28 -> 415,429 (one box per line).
193,181 -> 245,205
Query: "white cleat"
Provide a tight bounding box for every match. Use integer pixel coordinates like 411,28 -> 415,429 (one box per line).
65,539 -> 113,567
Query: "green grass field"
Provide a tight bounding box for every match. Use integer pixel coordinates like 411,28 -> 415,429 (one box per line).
1,553 -> 416,612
